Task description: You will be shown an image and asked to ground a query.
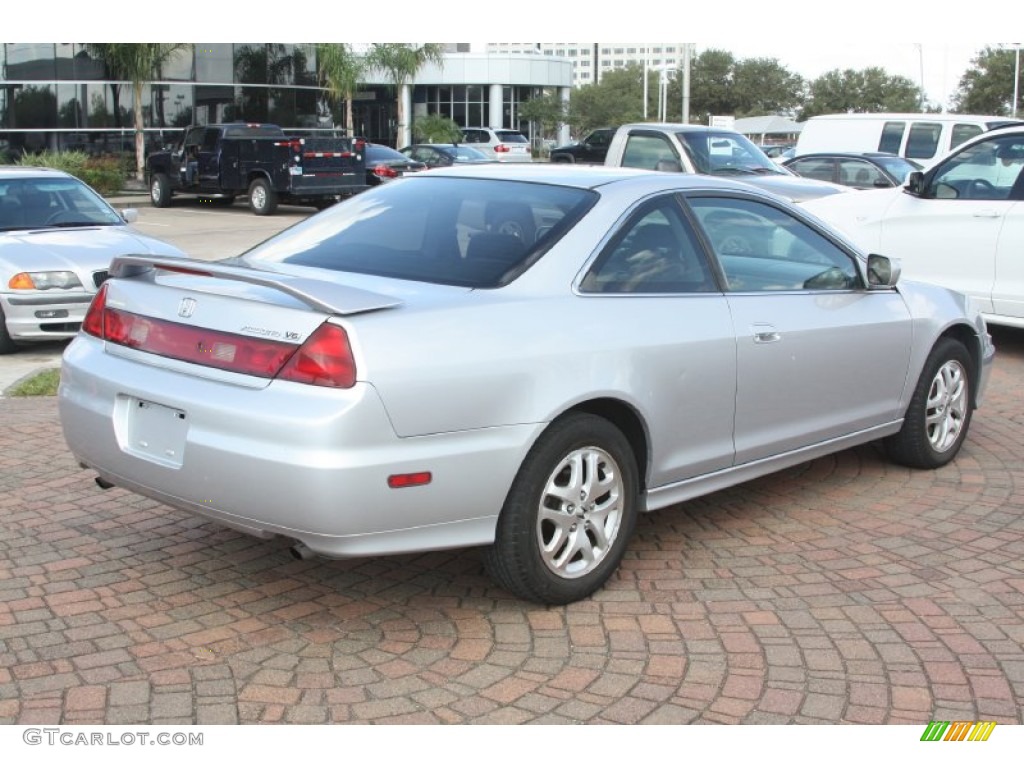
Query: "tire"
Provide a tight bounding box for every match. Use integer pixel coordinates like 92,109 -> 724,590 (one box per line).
150,173 -> 172,208
551,154 -> 574,164
0,307 -> 18,354
885,338 -> 974,469
247,178 -> 278,216
483,413 -> 638,604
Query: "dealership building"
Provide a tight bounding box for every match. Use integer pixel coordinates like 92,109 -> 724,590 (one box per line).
0,43 -> 574,158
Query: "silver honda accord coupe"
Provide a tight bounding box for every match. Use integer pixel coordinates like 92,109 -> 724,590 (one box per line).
58,165 -> 995,604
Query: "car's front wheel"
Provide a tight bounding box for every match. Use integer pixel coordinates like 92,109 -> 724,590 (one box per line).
0,307 -> 18,354
484,413 -> 638,604
886,337 -> 974,469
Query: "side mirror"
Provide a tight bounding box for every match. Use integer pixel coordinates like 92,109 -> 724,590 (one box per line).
120,208 -> 139,224
905,171 -> 924,195
654,159 -> 683,173
866,253 -> 900,288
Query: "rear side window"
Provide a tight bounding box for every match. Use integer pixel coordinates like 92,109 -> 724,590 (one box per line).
621,133 -> 679,171
242,177 -> 597,288
878,122 -> 905,154
950,123 -> 983,151
906,122 -> 942,160
581,196 -> 715,294
787,158 -> 835,183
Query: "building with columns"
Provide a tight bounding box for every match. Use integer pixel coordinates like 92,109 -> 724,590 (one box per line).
0,44 -> 573,158
486,43 -> 691,88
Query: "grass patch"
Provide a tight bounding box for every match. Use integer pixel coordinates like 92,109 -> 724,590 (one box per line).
8,368 -> 60,397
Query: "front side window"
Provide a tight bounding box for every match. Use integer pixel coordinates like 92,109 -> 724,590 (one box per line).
580,196 -> 715,294
838,160 -> 887,188
950,123 -> 983,151
689,197 -> 860,292
929,135 -> 1024,200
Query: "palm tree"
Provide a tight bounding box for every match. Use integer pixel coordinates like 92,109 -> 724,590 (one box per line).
316,43 -> 365,135
86,43 -> 189,181
366,44 -> 445,146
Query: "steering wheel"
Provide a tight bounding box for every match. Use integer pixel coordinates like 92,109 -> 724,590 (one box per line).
968,179 -> 996,198
45,209 -> 77,225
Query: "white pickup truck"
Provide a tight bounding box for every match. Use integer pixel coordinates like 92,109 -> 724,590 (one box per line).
603,123 -> 848,203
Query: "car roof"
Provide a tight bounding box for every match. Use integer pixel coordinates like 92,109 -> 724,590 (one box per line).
404,162 -> 792,197
617,123 -> 742,135
786,152 -> 905,161
0,166 -> 75,180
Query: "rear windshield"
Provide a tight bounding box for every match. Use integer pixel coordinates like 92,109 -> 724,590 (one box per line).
241,177 -> 597,288
495,131 -> 529,143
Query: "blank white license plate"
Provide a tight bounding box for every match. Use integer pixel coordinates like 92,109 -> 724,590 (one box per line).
125,398 -> 188,468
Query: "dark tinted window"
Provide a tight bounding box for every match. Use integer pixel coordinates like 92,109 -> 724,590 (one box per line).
241,177 -> 597,288
950,123 -> 983,150
878,122 -> 905,154
581,196 -> 715,294
366,144 -> 410,162
495,131 -> 529,143
906,122 -> 942,160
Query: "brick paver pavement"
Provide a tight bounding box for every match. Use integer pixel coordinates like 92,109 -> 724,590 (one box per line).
1,328 -> 1022,725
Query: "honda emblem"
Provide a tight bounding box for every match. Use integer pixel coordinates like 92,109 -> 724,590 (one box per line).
178,297 -> 197,318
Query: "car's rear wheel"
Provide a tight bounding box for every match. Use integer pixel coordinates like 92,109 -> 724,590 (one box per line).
150,173 -> 172,208
484,413 -> 638,604
247,178 -> 278,216
885,337 -> 973,469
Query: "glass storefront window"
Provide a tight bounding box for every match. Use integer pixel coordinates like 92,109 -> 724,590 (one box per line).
195,44 -> 233,83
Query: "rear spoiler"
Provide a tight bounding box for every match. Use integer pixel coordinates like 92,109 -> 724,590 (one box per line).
109,255 -> 402,316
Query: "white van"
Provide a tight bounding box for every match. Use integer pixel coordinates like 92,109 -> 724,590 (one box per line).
795,113 -> 1021,168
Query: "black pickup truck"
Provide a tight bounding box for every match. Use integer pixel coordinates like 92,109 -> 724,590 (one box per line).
146,123 -> 368,215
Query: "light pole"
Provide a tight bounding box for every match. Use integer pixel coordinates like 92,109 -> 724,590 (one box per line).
1014,44 -> 1020,119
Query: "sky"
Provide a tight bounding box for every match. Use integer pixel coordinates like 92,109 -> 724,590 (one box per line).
11,0 -> 1017,112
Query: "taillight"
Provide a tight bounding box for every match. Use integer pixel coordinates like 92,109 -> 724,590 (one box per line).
82,283 -> 108,338
82,296 -> 357,389
372,164 -> 398,179
277,323 -> 356,388
494,144 -> 510,153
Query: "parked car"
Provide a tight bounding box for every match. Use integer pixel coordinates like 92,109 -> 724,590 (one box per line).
783,152 -> 923,189
549,128 -> 616,165
364,143 -> 427,185
800,125 -> 1024,328
795,112 -> 1023,169
604,123 -> 849,202
398,144 -> 492,168
59,165 -> 993,605
0,166 -> 185,354
460,127 -> 533,162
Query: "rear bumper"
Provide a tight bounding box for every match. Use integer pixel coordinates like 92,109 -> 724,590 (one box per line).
58,335 -> 537,557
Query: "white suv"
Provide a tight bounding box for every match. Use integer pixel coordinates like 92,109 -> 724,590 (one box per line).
461,127 -> 533,163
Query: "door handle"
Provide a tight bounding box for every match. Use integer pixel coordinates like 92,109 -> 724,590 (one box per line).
752,324 -> 780,344
972,210 -> 1000,218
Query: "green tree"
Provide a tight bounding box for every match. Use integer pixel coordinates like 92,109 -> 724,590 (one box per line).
366,44 -> 445,145
952,46 -> 1020,116
86,43 -> 190,180
518,92 -> 567,139
800,68 -> 924,120
686,49 -> 737,125
316,43 -> 365,134
412,113 -> 462,143
567,64 -> 645,134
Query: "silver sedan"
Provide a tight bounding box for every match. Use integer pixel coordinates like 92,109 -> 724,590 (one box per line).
0,166 -> 186,353
58,165 -> 994,604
